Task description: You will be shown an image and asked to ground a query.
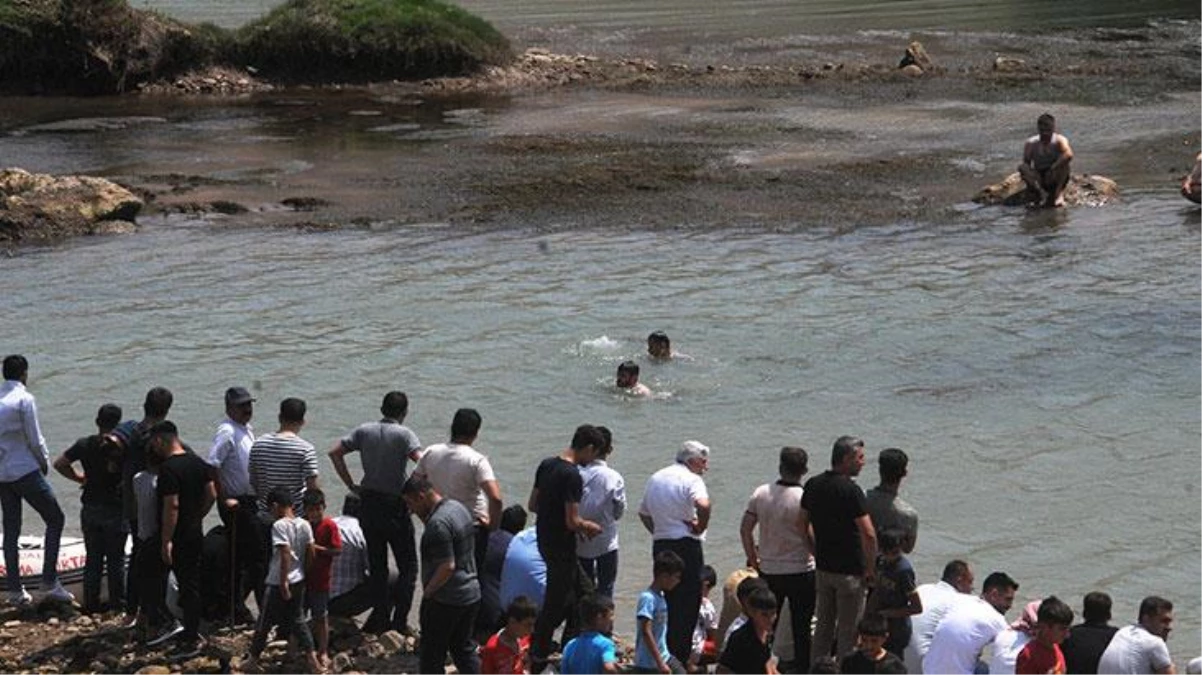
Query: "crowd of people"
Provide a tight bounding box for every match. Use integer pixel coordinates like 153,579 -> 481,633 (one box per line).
0,343 -> 1191,674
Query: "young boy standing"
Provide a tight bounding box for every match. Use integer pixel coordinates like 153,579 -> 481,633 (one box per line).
562,595 -> 620,674
717,587 -> 779,675
690,565 -> 719,670
242,487 -> 318,674
865,529 -> 922,658
841,614 -> 907,674
635,551 -> 686,674
303,489 -> 341,670
1015,596 -> 1073,675
480,596 -> 537,675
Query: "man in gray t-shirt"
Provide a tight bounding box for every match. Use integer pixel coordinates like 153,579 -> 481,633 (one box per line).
865,447 -> 919,554
328,391 -> 422,634
402,474 -> 481,675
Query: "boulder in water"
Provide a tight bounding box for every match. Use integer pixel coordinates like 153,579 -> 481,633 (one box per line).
0,168 -> 143,244
973,172 -> 1119,207
898,41 -> 934,73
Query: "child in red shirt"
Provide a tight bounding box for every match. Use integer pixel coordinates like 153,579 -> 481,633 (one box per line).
481,596 -> 537,674
303,489 -> 342,670
1016,596 -> 1073,675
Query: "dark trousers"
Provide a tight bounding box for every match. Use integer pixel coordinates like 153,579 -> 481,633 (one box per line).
531,552 -> 595,664
171,534 -> 203,639
654,537 -> 703,664
578,549 -> 619,599
420,599 -> 480,675
885,617 -> 911,659
0,470 -> 65,592
218,496 -> 265,615
136,535 -> 169,629
474,524 -> 489,580
762,571 -> 817,671
251,585 -> 314,656
80,503 -> 128,611
359,490 -> 418,632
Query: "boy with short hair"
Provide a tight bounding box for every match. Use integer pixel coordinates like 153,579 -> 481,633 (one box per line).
481,595 -> 537,675
840,614 -> 906,674
242,487 -> 318,674
717,586 -> 779,674
690,565 -> 720,670
865,529 -> 922,658
635,550 -> 686,674
562,594 -> 620,674
303,489 -> 341,670
723,575 -> 771,647
1015,596 -> 1073,675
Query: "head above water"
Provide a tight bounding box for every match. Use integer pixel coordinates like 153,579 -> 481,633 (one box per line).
616,360 -> 640,388
831,435 -> 866,476
647,331 -> 671,359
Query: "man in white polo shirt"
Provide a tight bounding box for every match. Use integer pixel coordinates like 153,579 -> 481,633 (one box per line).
924,571 -> 1018,674
1098,595 -> 1175,674
905,559 -> 975,673
639,440 -> 712,665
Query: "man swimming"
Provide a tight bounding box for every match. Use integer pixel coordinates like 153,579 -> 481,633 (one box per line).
1018,113 -> 1074,208
616,361 -> 652,397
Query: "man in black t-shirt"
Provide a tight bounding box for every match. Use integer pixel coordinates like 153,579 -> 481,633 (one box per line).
1061,591 -> 1119,674
53,403 -> 127,613
800,435 -> 878,667
150,421 -> 216,657
526,425 -> 604,673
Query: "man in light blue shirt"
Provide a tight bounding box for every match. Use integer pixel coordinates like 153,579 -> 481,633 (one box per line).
577,426 -> 625,599
0,355 -> 73,606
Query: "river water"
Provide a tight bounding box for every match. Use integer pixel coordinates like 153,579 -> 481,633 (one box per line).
2,0 -> 1200,662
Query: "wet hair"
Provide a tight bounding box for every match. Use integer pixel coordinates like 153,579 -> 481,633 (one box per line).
596,426 -> 613,459
648,331 -> 670,349
1038,595 -> 1074,628
858,612 -> 889,637
279,397 -> 306,423
1082,591 -> 1112,624
942,560 -> 971,584
579,594 -> 615,625
617,360 -> 640,378
1038,113 -> 1056,128
746,587 -> 777,613
2,355 -> 27,381
266,486 -> 293,508
1138,596 -> 1173,621
878,529 -> 903,554
450,408 -> 482,441
96,403 -> 122,431
144,386 -> 174,418
505,595 -> 538,623
401,473 -> 435,497
736,575 -> 769,602
571,424 -> 604,452
500,504 -> 528,534
878,447 -> 909,483
831,435 -> 864,468
380,391 -> 408,419
779,446 -> 808,479
982,571 -> 1019,594
700,565 -> 718,588
811,656 -> 840,674
653,550 -> 685,577
342,492 -> 362,518
303,488 -> 326,509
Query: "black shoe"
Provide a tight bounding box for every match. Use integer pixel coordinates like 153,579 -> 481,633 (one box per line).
169,636 -> 205,660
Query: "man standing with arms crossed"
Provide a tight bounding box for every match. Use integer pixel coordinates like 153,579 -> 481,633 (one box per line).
328,391 -> 423,635
207,386 -> 261,624
799,435 -> 877,667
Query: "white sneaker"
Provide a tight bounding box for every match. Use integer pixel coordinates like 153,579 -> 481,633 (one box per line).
7,588 -> 32,607
43,582 -> 75,603
147,620 -> 185,647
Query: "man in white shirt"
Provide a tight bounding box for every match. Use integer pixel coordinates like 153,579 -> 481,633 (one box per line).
905,559 -> 975,673
412,408 -> 502,575
923,571 -> 1018,674
739,445 -> 815,671
0,355 -> 74,606
207,386 -> 260,622
639,440 -> 712,665
577,426 -> 626,600
1098,595 -> 1175,674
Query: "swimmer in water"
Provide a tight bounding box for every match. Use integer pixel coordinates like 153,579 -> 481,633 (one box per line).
616,361 -> 652,397
1018,113 -> 1074,208
648,332 -> 673,360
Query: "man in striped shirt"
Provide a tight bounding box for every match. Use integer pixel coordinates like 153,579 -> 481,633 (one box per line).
248,398 -> 318,514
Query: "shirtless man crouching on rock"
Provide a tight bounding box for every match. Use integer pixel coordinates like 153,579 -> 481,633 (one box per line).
1019,113 -> 1074,208
1181,152 -> 1201,204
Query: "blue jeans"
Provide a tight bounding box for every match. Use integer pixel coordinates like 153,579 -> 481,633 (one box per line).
81,502 -> 128,611
578,549 -> 618,599
0,470 -> 65,592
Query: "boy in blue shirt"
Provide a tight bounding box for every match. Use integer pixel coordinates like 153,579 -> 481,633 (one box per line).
634,550 -> 686,674
865,529 -> 922,658
561,595 -> 619,674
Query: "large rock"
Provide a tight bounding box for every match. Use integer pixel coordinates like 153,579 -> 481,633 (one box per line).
898,41 -> 934,73
0,168 -> 142,244
973,172 -> 1119,207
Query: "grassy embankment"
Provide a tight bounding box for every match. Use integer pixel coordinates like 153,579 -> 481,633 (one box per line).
0,0 -> 512,94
